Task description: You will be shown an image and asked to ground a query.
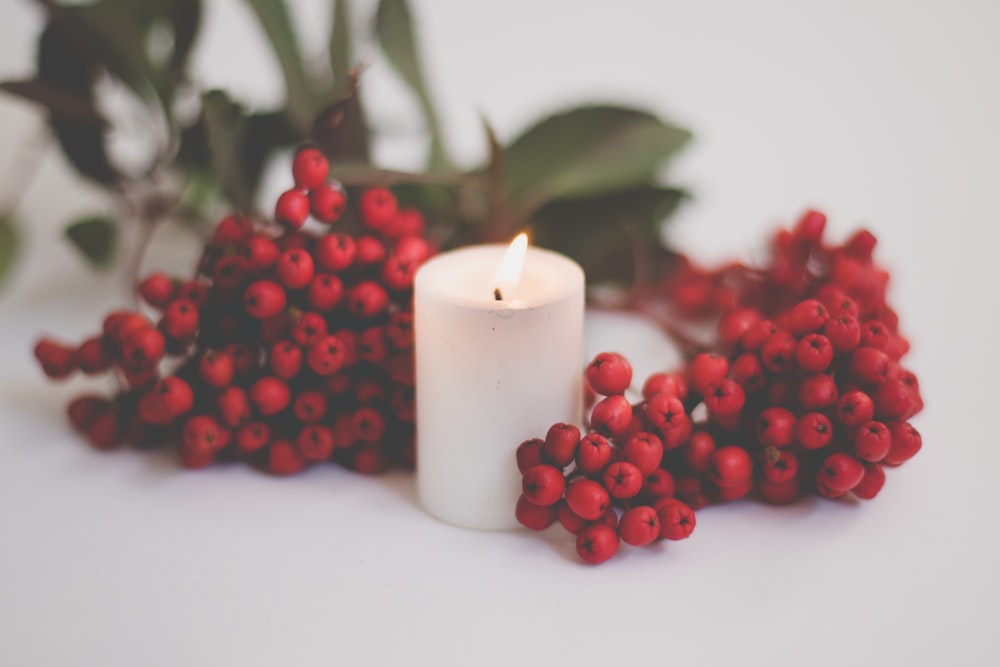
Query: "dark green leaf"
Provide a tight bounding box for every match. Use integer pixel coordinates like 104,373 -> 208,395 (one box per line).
241,111 -> 299,197
375,0 -> 450,169
0,79 -> 105,124
242,0 -> 316,132
329,0 -> 353,99
528,186 -> 687,286
201,90 -> 253,212
504,106 -> 691,213
64,216 -> 120,268
170,0 -> 203,73
313,89 -> 370,163
0,219 -> 21,288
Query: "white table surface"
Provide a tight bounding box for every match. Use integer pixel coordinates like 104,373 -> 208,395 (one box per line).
1,1 -> 998,665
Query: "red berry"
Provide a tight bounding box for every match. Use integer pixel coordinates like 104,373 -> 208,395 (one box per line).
565,479 -> 610,520
755,407 -> 796,448
603,461 -> 644,499
244,280 -> 287,319
836,390 -> 875,427
688,353 -> 729,395
274,188 -> 310,228
730,354 -> 766,392
235,421 -> 270,454
719,308 -> 761,349
293,390 -> 328,423
619,506 -> 661,547
657,499 -> 696,540
138,272 -> 177,309
74,337 -> 110,375
160,299 -> 199,339
793,209 -> 826,245
716,477 -> 753,501
585,352 -> 632,396
575,432 -> 613,475
710,446 -> 753,488
515,495 -> 558,530
275,249 -> 315,290
703,379 -> 746,417
853,462 -> 886,499
239,235 -> 280,274
674,476 -> 709,511
795,334 -> 833,373
761,331 -> 796,374
543,423 -> 580,468
645,393 -> 692,449
557,501 -> 589,534
182,415 -> 225,455
313,233 -> 356,271
291,311 -> 328,347
850,347 -> 891,385
309,183 -> 347,223
796,412 -> 833,449
872,379 -> 917,421
789,299 -> 829,335
521,464 -> 566,506
516,438 -> 545,473
758,478 -> 800,505
884,421 -> 921,465
683,431 -> 716,473
291,146 -> 329,190
307,335 -> 347,376
381,255 -> 419,291
819,452 -> 865,492
353,407 -> 386,442
297,424 -> 335,461
761,449 -> 798,483
199,350 -> 233,388
34,338 -> 77,379
621,431 -> 664,476
66,394 -> 110,432
270,340 -> 303,379
589,394 -> 632,436
797,373 -> 839,410
268,438 -> 307,475
643,468 -> 675,499
347,281 -> 389,318
853,421 -> 892,462
740,319 -> 778,352
250,376 -> 291,416
641,372 -> 687,400
307,273 -> 344,311
217,386 -> 251,428
211,214 -> 254,246
355,235 -> 387,266
576,523 -> 619,564
823,315 -> 862,353
359,187 -> 399,230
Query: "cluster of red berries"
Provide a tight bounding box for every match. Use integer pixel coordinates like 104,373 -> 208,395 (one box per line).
516,353 -> 696,565
33,146 -> 435,474
516,210 -> 923,564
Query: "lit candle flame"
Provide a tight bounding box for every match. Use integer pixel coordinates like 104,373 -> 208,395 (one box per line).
491,233 -> 528,301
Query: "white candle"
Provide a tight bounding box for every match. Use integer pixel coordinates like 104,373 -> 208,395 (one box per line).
414,236 -> 585,530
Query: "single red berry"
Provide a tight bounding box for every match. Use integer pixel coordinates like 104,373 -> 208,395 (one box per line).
351,444 -> 389,475
306,273 -> 344,312
850,347 -> 891,385
198,350 -> 233,388
557,501 -> 588,534
755,407 -> 796,447
313,233 -> 356,272
244,281 -> 287,319
274,189 -> 310,228
703,379 -> 746,417
309,182 -> 347,223
575,432 -> 613,475
761,449 -> 798,483
297,424 -> 335,461
270,340 -> 303,379
352,407 -> 386,442
293,389 -> 328,423
347,281 -> 389,318
239,235 -> 280,274
590,394 -> 633,436
235,421 -> 271,454
543,423 -> 580,468
730,354 -> 766,392
217,385 -> 251,428
522,464 -> 566,506
355,235 -> 387,266
250,376 -> 291,416
657,499 -> 696,540
884,421 -> 921,465
381,255 -> 419,291
355,378 -> 387,405
619,506 -> 661,547
740,320 -> 778,352
719,308 -> 761,349
307,335 -> 347,376
66,394 -> 111,432
796,411 -> 834,449
386,312 -> 414,350
793,209 -> 827,245
621,431 -> 664,476
358,327 -> 388,363
34,338 -> 77,379
795,334 -> 834,373
603,461 -> 644,499
758,478 -> 800,505
683,431 -> 716,473
789,299 -> 829,335
852,421 -> 891,462
576,523 -> 620,564
819,452 -> 865,492
268,438 -> 307,475
716,477 -> 753,502
641,372 -> 687,400
644,393 -> 692,449
644,468 -> 675,499
872,379 -> 917,421
291,311 -> 328,347
761,331 -> 797,374
823,315 -> 862,353
211,214 -> 254,246
388,208 -> 426,238
674,476 -> 709,511
359,187 -> 399,230
516,438 -> 545,473
182,415 -> 226,455
292,145 -> 329,190
515,494 -> 558,530
74,337 -> 110,375
860,320 -> 891,351
711,446 -> 753,488
139,376 -> 193,424
275,249 -> 315,290
585,352 -> 633,396
160,299 -> 199,339
138,272 -> 177,309
798,373 -> 839,410
853,462 -> 886,499
688,353 -> 729,395
837,390 -> 875,427
565,479 -> 610,520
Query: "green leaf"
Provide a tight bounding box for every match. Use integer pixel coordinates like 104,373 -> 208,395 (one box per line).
313,91 -> 370,163
375,0 -> 450,169
504,106 -> 691,214
201,90 -> 253,212
329,0 -> 353,99
528,186 -> 687,286
0,218 -> 21,288
170,0 -> 203,73
242,0 -> 316,133
0,79 -> 105,124
64,216 -> 120,268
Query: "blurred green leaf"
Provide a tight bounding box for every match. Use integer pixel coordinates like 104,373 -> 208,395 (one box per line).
241,111 -> 299,197
375,0 -> 450,169
329,0 -> 353,99
505,106 -> 691,214
170,0 -> 203,73
202,90 -> 253,213
0,219 -> 21,288
528,186 -> 687,286
0,79 -> 105,124
242,0 -> 315,133
64,216 -> 120,268
313,89 -> 370,163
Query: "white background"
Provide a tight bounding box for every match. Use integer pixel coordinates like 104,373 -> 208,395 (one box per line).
1,1 -> 998,665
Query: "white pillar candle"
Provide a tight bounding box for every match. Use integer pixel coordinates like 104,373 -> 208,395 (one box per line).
414,236 -> 585,530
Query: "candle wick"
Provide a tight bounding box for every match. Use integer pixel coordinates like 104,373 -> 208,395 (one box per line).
493,288 -> 503,301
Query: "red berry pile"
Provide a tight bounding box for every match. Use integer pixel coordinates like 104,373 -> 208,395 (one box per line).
33,146 -> 435,475
516,210 -> 923,564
